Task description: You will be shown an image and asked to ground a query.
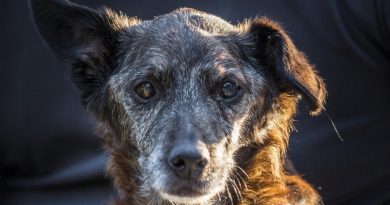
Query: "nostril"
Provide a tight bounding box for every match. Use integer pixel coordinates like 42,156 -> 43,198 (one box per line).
170,156 -> 186,170
197,157 -> 209,168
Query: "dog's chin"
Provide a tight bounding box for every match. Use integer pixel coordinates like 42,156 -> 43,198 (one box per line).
159,191 -> 216,205
156,183 -> 224,204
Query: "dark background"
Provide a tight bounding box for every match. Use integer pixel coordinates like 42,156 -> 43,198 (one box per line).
1,0 -> 389,204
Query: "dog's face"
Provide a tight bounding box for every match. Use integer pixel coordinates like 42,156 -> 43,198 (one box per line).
106,12 -> 268,203
31,1 -> 325,204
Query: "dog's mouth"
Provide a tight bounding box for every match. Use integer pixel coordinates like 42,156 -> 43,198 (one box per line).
158,186 -> 217,204
165,185 -> 204,196
159,191 -> 216,205
156,179 -> 224,204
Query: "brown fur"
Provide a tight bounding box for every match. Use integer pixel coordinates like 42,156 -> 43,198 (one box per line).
236,93 -> 320,205
232,18 -> 323,205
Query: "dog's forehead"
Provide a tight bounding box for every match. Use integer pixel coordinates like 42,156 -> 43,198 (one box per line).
151,8 -> 236,35
120,9 -> 240,74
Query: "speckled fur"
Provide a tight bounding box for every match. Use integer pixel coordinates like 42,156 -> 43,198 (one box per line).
31,1 -> 325,204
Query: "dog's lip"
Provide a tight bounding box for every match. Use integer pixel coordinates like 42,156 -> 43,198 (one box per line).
166,186 -> 204,197
159,182 -> 207,197
159,187 -> 216,205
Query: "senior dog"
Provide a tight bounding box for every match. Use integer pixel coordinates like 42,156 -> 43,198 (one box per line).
31,0 -> 325,204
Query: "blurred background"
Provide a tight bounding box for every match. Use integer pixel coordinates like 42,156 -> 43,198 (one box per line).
1,0 -> 389,204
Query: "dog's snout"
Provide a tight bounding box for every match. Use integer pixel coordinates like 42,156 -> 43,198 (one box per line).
168,142 -> 209,179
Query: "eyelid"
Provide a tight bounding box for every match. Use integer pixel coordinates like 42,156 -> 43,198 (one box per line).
131,67 -> 172,88
219,73 -> 247,90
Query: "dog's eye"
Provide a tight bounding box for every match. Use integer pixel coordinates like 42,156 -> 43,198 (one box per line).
134,82 -> 156,99
221,81 -> 239,99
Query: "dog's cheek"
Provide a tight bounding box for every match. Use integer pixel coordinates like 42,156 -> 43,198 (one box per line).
141,143 -> 170,191
125,101 -> 167,153
136,115 -> 176,190
224,95 -> 258,147
208,142 -> 235,191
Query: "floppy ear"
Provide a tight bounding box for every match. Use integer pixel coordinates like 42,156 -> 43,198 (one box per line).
240,17 -> 326,115
30,0 -> 137,111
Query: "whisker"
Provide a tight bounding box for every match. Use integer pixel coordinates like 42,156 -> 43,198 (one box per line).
236,166 -> 249,178
233,174 -> 242,188
225,184 -> 234,205
233,170 -> 245,189
234,168 -> 248,189
230,178 -> 242,202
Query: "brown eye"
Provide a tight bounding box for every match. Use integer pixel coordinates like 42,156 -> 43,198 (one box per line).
221,81 -> 239,99
134,82 -> 156,99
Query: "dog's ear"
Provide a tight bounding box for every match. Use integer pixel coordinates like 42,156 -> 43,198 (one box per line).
30,0 -> 137,111
239,17 -> 326,115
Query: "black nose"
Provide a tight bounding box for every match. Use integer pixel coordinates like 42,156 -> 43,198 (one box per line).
168,143 -> 209,179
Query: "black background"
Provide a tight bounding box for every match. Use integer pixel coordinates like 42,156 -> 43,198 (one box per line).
1,0 -> 389,204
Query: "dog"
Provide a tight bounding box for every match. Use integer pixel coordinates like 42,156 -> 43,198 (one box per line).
31,0 -> 326,204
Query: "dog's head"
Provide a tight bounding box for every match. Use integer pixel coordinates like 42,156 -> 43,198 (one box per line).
31,1 -> 325,204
